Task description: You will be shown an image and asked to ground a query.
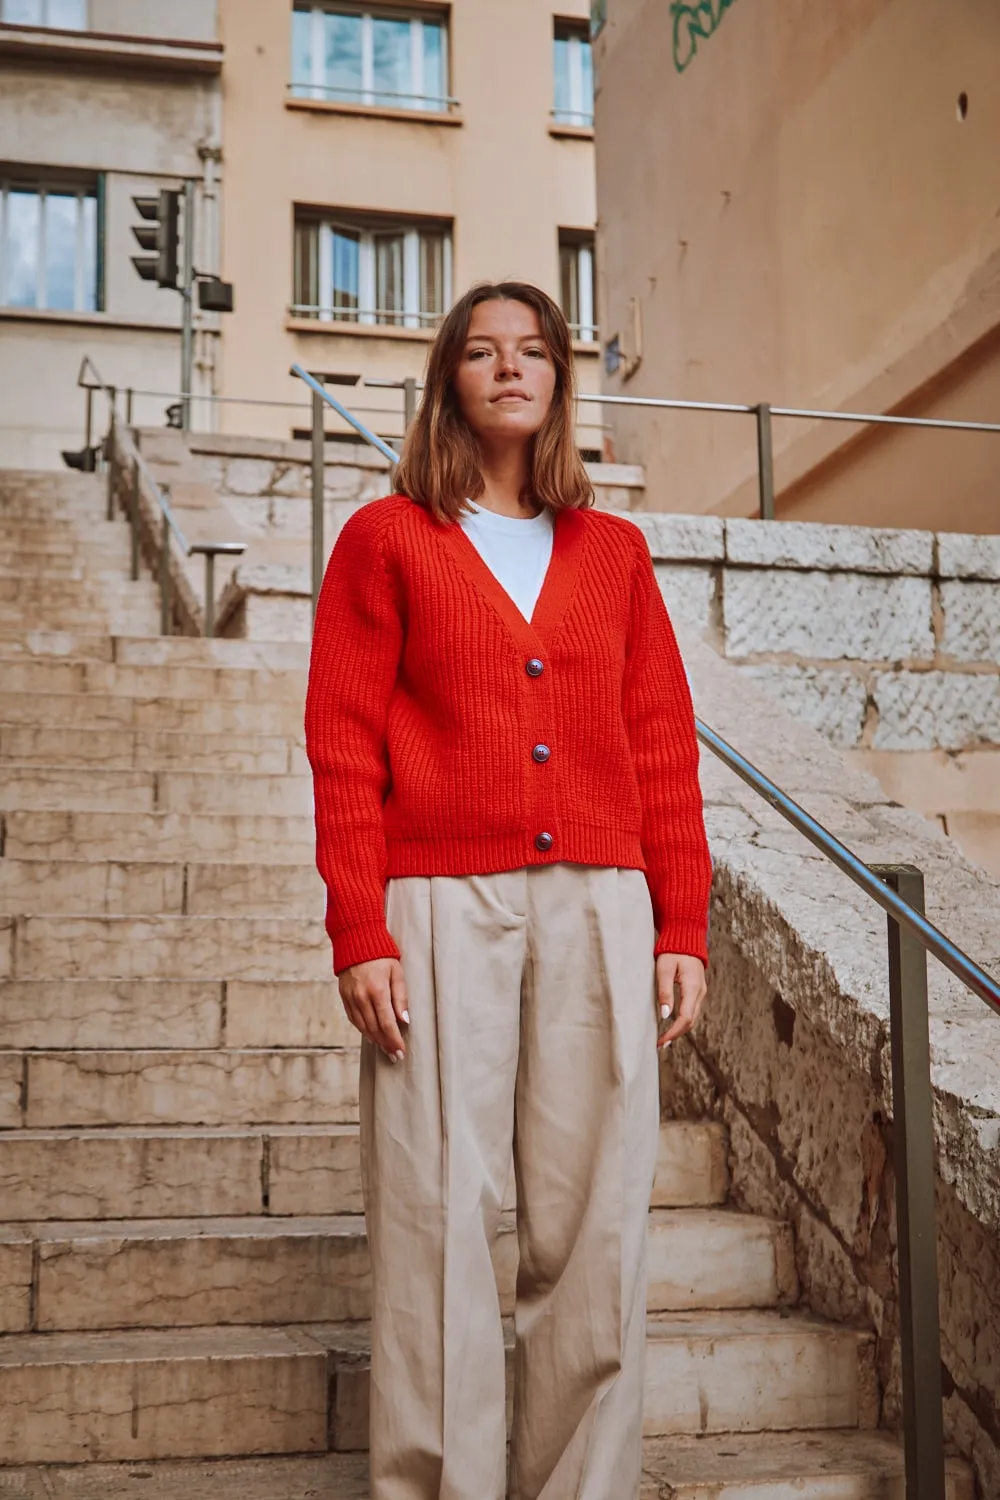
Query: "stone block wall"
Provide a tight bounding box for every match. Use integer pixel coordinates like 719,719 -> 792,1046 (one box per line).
632,514 -> 1000,758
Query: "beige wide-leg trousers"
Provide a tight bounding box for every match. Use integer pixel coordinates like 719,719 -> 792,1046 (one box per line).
359,862 -> 660,1500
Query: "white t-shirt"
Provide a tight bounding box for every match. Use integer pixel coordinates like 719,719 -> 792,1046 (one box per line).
459,500 -> 555,623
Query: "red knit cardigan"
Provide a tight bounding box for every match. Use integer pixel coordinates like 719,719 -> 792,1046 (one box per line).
305,494 -> 712,974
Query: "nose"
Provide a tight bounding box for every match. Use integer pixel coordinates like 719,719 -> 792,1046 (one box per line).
496,349 -> 523,380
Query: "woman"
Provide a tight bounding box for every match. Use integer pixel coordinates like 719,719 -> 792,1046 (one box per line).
305,281 -> 711,1500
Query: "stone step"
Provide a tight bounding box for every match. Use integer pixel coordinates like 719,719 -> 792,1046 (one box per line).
0,1120 -> 727,1221
0,691 -> 302,734
0,726 -> 303,774
0,1441 -> 975,1500
0,766 -> 311,816
0,629 -> 116,662
10,1205 -> 794,1335
0,658 -> 307,701
12,911 -> 329,981
7,1045 -> 356,1127
0,576 -> 158,608
0,857 -> 321,916
0,1309 -> 874,1463
0,607 -> 162,635
0,555 -> 131,580
0,978 -> 353,1050
2,809 -> 315,861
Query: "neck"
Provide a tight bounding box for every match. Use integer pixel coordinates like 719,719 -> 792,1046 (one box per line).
475,438 -> 539,518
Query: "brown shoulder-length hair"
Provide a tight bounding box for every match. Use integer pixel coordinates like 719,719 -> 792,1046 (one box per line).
394,280 -> 594,522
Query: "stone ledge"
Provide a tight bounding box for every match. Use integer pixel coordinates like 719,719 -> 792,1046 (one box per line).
726,517 -> 934,574
937,533 -> 1000,581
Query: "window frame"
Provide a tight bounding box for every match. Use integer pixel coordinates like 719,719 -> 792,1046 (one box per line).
558,229 -> 597,344
553,19 -> 594,128
293,210 -> 452,329
291,3 -> 452,114
0,173 -> 101,314
0,0 -> 88,28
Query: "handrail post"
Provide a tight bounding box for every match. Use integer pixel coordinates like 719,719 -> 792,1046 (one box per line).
403,376 -> 417,435
125,387 -> 134,428
311,383 -> 325,625
871,864 -> 946,1500
755,402 -> 775,520
203,552 -> 216,638
84,387 -> 93,452
129,459 -> 140,582
159,512 -> 171,636
105,415 -> 116,521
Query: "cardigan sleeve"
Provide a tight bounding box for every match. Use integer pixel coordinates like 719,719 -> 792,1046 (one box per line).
622,533 -> 712,966
305,506 -> 404,975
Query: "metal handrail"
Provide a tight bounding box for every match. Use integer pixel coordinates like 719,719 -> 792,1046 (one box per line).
696,719 -> 999,1500
77,356 -> 246,636
696,719 -> 1000,1016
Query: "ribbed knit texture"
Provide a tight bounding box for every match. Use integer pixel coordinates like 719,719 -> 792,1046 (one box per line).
305,493 -> 712,974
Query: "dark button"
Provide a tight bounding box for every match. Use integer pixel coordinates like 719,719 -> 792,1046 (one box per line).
525,658 -> 544,677
534,831 -> 554,852
532,744 -> 551,763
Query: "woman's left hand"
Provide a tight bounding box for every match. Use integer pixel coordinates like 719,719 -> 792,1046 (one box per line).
655,953 -> 707,1049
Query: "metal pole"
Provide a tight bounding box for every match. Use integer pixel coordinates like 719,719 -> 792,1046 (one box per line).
106,414 -> 116,521
84,387 -> 93,451
180,179 -> 196,433
130,460 -> 140,581
871,864 -> 946,1500
159,512 -> 171,636
203,553 -> 216,638
311,384 -> 325,625
755,402 -> 775,520
403,376 -> 417,435
125,388 -> 134,427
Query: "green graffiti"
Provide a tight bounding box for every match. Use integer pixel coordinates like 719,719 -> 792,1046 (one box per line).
671,0 -> 737,73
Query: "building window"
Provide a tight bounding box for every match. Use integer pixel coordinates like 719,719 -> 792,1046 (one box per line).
291,5 -> 450,112
0,0 -> 87,27
0,177 -> 99,312
553,20 -> 594,127
559,230 -> 596,342
293,212 -> 452,328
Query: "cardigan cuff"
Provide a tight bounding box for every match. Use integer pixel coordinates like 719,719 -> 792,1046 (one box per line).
653,922 -> 709,969
331,919 -> 402,977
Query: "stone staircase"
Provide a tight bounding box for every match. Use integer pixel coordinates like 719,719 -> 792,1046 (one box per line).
0,468 -> 973,1497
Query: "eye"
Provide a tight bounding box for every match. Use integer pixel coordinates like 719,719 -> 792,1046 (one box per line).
525,346 -> 548,358
467,347 -> 491,360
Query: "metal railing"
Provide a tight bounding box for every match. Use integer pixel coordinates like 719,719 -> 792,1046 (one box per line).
695,722 -> 999,1500
365,378 -> 1000,519
76,357 -> 246,636
288,372 -> 1000,1498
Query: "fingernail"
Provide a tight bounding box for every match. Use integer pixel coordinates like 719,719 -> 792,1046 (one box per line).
394,1050 -> 405,1063
401,1011 -> 410,1025
663,1039 -> 673,1049
385,1051 -> 396,1063
660,1004 -> 673,1019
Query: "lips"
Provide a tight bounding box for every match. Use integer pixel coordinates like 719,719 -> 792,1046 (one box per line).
491,392 -> 529,403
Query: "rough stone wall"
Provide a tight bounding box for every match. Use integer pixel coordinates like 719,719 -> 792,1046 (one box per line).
630,516 -> 1000,758
681,631 -> 1000,1498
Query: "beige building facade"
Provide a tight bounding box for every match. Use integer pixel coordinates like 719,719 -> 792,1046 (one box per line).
0,1 -> 225,467
216,0 -> 600,452
593,0 -> 1000,531
0,1 -> 600,466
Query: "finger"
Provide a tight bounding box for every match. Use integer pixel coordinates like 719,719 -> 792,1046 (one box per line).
344,994 -> 378,1048
656,957 -> 679,1021
389,963 -> 410,1030
658,980 -> 702,1047
369,981 -> 406,1059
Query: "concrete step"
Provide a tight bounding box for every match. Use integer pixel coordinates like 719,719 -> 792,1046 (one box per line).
8,1045 -> 356,1127
0,691 -> 302,734
0,978 -> 352,1050
0,1442 -> 975,1500
0,1309 -> 874,1463
9,1205 -> 795,1335
0,766 -> 311,815
2,809 -> 315,861
0,1124 -> 363,1220
0,857 -> 321,915
0,658 -> 307,701
11,912 -> 328,982
0,1119 -> 727,1221
0,727 -> 302,774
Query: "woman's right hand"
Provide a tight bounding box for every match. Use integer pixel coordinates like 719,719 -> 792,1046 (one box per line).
339,957 -> 409,1062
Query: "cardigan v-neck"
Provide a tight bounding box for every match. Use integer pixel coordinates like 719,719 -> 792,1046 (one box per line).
306,493 -> 711,975
457,500 -> 554,626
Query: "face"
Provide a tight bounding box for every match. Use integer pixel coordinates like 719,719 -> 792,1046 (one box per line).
452,298 -> 558,445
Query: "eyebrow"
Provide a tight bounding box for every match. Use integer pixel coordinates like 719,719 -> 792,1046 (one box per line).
464,334 -> 547,345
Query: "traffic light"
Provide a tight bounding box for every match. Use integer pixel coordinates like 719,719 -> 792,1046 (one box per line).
130,189 -> 180,290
